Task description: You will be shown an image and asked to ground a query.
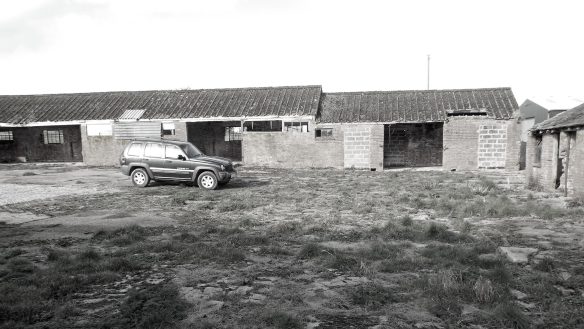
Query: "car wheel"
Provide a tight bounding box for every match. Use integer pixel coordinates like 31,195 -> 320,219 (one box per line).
131,168 -> 150,187
197,171 -> 218,190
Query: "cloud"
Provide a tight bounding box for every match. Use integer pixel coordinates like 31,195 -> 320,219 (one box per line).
0,0 -> 108,53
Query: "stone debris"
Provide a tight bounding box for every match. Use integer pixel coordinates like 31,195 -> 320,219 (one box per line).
510,289 -> 527,300
497,246 -> 538,264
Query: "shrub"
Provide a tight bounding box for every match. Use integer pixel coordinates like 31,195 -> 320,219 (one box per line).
298,243 -> 321,259
349,282 -> 396,309
400,215 -> 413,226
262,310 -> 303,329
492,302 -> 530,329
473,276 -> 495,303
118,284 -> 190,329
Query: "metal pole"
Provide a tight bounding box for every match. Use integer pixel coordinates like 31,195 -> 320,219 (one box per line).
427,54 -> 430,90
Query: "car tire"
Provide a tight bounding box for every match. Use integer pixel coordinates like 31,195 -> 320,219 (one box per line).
131,168 -> 150,187
197,171 -> 218,190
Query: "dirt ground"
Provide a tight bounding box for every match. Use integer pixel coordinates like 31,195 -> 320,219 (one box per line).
1,164 -> 583,329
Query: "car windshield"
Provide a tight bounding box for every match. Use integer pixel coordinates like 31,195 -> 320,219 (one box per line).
180,143 -> 203,158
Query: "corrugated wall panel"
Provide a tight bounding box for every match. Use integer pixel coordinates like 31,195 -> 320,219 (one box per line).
113,122 -> 161,140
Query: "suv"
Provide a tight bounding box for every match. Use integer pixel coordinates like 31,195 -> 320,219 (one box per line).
120,139 -> 235,190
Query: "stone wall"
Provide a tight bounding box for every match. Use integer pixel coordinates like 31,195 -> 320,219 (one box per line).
570,130 -> 584,196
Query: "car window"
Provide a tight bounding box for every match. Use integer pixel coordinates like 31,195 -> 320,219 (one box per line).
165,145 -> 186,159
127,143 -> 143,156
144,143 -> 164,158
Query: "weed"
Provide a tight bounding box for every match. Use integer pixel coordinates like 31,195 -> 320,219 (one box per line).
22,171 -> 37,176
533,257 -> 555,272
261,310 -> 303,329
492,302 -> 530,329
298,243 -> 321,259
350,282 -> 396,309
118,283 -> 190,329
400,215 -> 413,226
92,225 -> 150,246
473,276 -> 495,303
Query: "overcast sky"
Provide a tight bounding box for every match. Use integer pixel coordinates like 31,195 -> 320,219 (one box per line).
0,0 -> 582,102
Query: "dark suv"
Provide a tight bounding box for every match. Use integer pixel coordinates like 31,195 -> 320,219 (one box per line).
120,139 -> 235,190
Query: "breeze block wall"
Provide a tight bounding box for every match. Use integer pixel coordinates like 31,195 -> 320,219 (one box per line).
80,124 -> 128,166
570,130 -> 584,196
242,121 -> 344,168
443,116 -> 517,170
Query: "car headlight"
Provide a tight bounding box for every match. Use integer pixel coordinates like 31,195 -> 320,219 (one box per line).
220,165 -> 225,171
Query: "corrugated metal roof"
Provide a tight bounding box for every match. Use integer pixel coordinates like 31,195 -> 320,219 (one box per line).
527,96 -> 584,111
318,88 -> 518,123
0,86 -> 322,124
533,103 -> 584,131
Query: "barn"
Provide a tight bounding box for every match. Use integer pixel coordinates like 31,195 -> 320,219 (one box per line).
0,86 -> 520,171
525,103 -> 584,196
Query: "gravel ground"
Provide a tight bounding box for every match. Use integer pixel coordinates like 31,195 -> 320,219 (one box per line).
0,183 -> 117,206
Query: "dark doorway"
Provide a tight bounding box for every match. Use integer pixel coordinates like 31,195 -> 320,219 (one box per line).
187,121 -> 242,161
383,123 -> 443,168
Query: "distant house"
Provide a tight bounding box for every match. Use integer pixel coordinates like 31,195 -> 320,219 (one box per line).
518,96 -> 584,169
0,86 -> 520,171
525,103 -> 584,196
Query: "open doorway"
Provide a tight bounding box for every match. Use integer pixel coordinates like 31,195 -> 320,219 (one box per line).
187,121 -> 242,161
383,123 -> 443,168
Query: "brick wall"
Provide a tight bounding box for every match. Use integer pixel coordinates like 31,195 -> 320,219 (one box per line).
242,121 -> 344,168
343,125 -> 371,169
478,123 -> 507,168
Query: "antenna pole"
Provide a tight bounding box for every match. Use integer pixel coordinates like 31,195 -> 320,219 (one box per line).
427,54 -> 430,90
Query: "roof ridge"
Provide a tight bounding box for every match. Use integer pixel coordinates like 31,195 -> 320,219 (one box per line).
0,85 -> 323,98
323,87 -> 512,95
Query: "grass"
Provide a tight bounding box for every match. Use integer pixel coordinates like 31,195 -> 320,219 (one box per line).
3,168 -> 583,328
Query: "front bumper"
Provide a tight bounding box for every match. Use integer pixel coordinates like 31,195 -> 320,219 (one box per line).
218,170 -> 235,182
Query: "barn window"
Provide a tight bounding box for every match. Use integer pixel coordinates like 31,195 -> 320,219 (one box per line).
43,130 -> 64,144
533,135 -> 542,167
0,131 -> 14,142
315,128 -> 333,138
284,121 -> 309,133
225,127 -> 242,141
243,120 -> 282,132
162,122 -> 175,136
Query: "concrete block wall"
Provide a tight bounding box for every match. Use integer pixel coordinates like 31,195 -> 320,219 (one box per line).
443,117 -> 481,170
478,123 -> 507,168
81,124 -> 128,166
343,125 -> 371,169
505,119 -> 521,170
527,133 -> 559,191
369,125 -> 384,170
242,121 -> 344,168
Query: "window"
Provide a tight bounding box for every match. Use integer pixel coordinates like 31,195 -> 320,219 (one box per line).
144,143 -> 164,158
225,127 -> 242,141
243,120 -> 282,132
0,131 -> 14,141
316,128 -> 333,138
162,122 -> 175,136
87,124 -> 112,136
534,135 -> 542,167
43,130 -> 64,144
284,121 -> 309,133
165,145 -> 186,159
127,143 -> 143,156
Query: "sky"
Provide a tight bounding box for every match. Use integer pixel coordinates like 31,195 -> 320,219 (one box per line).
0,0 -> 582,103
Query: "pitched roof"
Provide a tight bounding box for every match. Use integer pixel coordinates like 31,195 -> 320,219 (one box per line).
0,86 -> 322,124
533,103 -> 584,131
526,96 -> 584,111
318,88 -> 518,123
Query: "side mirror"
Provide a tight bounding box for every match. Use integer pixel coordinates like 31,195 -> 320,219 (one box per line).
178,154 -> 186,161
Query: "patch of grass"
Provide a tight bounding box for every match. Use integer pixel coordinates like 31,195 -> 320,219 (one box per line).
22,171 -> 37,176
473,276 -> 495,303
425,222 -> 471,243
261,310 -> 303,329
92,225 -> 151,246
117,283 -> 190,329
533,257 -> 555,272
400,215 -> 413,226
297,243 -> 321,259
349,282 -> 396,309
491,302 -> 530,329
259,245 -> 293,256
357,241 -> 400,261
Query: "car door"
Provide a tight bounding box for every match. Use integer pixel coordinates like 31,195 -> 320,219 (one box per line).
143,142 -> 166,179
164,144 -> 193,180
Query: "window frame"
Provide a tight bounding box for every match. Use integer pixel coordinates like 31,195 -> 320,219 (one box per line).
225,126 -> 243,141
243,120 -> 282,132
144,142 -> 165,158
127,142 -> 144,157
284,121 -> 309,133
0,130 -> 14,142
43,130 -> 64,144
315,128 -> 333,138
533,135 -> 542,168
162,122 -> 176,136
165,144 -> 187,160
